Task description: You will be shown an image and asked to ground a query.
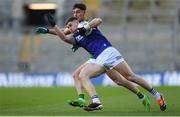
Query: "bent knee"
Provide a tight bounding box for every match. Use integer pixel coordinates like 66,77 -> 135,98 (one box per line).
126,74 -> 136,81
78,73 -> 90,82
72,72 -> 80,80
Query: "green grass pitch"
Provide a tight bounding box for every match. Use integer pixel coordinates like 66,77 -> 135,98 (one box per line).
0,86 -> 180,116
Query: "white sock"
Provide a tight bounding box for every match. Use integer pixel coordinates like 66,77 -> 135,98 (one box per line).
150,88 -> 161,100
91,95 -> 101,103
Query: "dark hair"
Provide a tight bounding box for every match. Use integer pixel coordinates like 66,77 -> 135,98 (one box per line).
65,17 -> 78,25
73,3 -> 86,11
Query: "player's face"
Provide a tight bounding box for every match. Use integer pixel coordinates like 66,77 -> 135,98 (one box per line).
66,20 -> 79,33
73,8 -> 85,22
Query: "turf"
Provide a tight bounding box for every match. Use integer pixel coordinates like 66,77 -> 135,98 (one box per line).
0,86 -> 179,116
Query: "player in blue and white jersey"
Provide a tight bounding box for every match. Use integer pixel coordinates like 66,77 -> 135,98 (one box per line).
35,3 -> 152,112
36,3 -> 166,112
46,13 -> 166,111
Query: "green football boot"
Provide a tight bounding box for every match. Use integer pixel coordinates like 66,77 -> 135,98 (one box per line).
141,94 -> 151,112
68,99 -> 85,108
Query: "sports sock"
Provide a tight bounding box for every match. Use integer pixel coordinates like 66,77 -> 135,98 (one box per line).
150,88 -> 161,100
91,95 -> 101,103
78,94 -> 85,100
137,92 -> 144,99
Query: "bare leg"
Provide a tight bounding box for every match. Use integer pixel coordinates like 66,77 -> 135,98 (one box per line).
107,69 -> 151,112
79,63 -> 105,97
78,63 -> 105,111
114,61 -> 152,91
114,60 -> 166,111
72,62 -> 87,95
68,62 -> 88,107
106,69 -> 140,94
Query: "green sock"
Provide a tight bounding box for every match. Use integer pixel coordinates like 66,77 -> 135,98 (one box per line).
137,92 -> 144,99
78,94 -> 85,100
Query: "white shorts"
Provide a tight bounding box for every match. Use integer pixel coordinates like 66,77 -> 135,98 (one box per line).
86,47 -> 124,70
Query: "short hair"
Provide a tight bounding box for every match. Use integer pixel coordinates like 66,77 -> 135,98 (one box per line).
73,3 -> 86,11
65,17 -> 78,25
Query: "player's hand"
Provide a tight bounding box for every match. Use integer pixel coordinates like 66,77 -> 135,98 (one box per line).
35,27 -> 49,34
46,12 -> 56,27
76,27 -> 86,36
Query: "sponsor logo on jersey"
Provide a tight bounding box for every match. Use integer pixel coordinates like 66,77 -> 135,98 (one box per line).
75,35 -> 83,42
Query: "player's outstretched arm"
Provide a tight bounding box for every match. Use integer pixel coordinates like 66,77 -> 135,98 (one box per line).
49,28 -> 71,35
54,25 -> 76,44
48,29 -> 57,35
35,26 -> 71,35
